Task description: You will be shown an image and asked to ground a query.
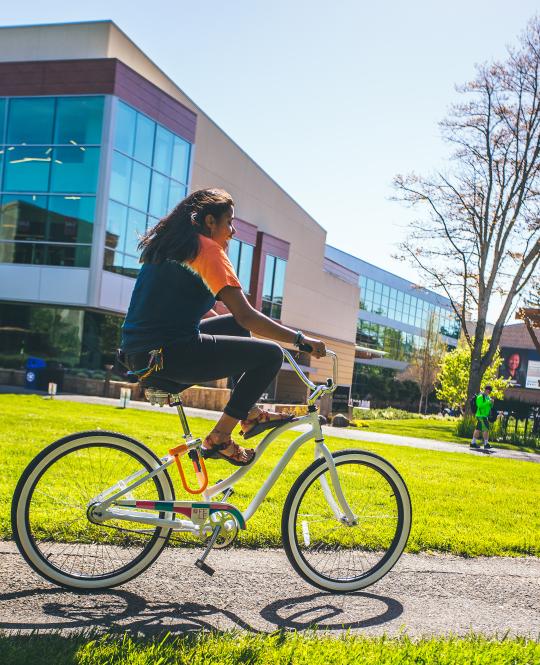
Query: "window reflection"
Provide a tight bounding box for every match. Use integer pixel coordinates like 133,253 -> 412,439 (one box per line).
3,146 -> 52,192
261,254 -> 287,319
227,237 -> 254,294
114,102 -> 136,156
7,98 -> 55,144
105,100 -> 192,278
359,274 -> 459,338
0,95 -> 103,269
54,97 -> 104,145
153,126 -> 173,174
50,146 -> 100,193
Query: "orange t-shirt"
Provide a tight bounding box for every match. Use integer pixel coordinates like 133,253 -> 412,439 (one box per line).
121,235 -> 241,353
187,235 -> 241,294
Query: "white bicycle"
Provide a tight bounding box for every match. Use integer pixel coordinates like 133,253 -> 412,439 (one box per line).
12,349 -> 411,593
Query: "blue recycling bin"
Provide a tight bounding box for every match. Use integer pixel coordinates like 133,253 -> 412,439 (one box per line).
24,358 -> 64,391
25,357 -> 46,389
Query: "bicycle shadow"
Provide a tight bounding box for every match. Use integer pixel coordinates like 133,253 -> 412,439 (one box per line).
0,586 -> 403,634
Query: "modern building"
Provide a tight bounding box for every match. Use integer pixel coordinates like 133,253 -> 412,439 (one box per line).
325,246 -> 460,400
0,20 -> 360,403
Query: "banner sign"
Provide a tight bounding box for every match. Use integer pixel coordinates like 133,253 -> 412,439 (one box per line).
500,348 -> 540,390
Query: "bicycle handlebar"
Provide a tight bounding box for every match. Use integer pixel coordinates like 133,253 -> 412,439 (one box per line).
282,348 -> 338,405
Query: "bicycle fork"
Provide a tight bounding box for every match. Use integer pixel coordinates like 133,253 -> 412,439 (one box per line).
313,423 -> 356,525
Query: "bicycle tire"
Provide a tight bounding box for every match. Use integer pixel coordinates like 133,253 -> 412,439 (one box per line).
281,449 -> 411,592
11,431 -> 175,590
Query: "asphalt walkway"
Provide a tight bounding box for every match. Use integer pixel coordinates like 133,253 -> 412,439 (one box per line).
1,542 -> 539,637
2,385 -> 537,463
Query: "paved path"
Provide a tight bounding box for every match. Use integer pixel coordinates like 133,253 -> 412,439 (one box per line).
2,386 -> 537,463
1,542 -> 538,637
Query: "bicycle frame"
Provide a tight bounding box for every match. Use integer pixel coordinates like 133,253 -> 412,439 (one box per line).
91,349 -> 355,533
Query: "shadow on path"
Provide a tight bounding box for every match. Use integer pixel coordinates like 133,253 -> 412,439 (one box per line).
0,585 -> 403,634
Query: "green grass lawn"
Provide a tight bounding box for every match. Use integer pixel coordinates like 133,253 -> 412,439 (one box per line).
1,632 -> 539,665
2,395 -> 539,557
352,417 -> 539,453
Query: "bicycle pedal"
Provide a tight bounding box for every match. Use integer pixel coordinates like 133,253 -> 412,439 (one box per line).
195,560 -> 215,576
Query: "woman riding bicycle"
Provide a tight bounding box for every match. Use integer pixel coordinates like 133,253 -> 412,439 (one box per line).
121,188 -> 326,467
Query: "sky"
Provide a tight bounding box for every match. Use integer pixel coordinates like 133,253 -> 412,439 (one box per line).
2,0 -> 539,299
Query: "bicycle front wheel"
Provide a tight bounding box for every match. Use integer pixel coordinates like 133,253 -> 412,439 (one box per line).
12,431 -> 175,590
282,449 -> 411,592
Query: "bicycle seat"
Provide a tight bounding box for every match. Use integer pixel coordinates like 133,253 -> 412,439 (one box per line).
141,374 -> 186,394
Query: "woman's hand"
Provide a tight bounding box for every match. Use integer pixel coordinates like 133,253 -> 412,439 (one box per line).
301,336 -> 326,358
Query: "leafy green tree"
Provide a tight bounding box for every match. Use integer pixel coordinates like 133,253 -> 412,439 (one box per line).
436,338 -> 509,409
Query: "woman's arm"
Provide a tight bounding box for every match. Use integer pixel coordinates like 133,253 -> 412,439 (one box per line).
219,286 -> 326,358
201,308 -> 219,319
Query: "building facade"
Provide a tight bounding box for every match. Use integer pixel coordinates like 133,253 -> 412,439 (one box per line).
0,20 -> 360,402
325,246 -> 460,400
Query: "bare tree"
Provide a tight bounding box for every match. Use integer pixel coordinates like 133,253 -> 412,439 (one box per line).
394,16 -> 540,406
400,312 -> 446,413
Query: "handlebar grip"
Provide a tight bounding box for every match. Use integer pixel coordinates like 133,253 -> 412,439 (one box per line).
298,342 -> 313,353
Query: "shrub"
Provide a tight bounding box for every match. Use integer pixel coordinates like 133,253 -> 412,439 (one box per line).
454,414 -> 476,438
454,415 -> 505,440
352,407 -> 422,421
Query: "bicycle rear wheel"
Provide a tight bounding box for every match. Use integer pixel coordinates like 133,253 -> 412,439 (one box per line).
12,431 -> 174,590
282,449 -> 411,592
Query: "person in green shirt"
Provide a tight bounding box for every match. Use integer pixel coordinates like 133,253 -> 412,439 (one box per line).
470,385 -> 494,450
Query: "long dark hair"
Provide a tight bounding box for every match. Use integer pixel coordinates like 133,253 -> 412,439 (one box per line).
138,188 -> 234,264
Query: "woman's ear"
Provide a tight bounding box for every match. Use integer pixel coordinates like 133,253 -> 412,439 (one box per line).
203,213 -> 215,236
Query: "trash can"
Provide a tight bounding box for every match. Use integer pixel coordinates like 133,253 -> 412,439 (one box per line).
41,360 -> 65,392
25,357 -> 46,390
24,358 -> 65,391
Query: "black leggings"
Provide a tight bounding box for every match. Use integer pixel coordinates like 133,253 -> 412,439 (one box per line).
126,315 -> 283,420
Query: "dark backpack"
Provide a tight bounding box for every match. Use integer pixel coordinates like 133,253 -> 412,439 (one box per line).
469,393 -> 484,414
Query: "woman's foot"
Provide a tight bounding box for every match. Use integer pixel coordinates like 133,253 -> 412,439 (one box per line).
201,431 -> 255,467
240,407 -> 296,440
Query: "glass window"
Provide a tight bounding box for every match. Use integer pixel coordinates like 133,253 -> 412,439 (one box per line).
105,201 -> 128,252
129,161 -> 151,211
273,258 -> 286,300
3,146 -> 51,192
110,152 -> 132,205
114,102 -> 136,156
104,246 -> 123,274
228,238 -> 240,270
168,180 -> 185,212
46,243 -> 91,268
262,255 -> 275,301
122,253 -> 140,279
134,113 -> 155,165
50,147 -> 100,193
47,196 -> 95,244
124,208 -> 146,256
54,97 -> 104,145
0,194 -> 47,241
153,126 -> 173,174
0,241 -> 45,265
374,281 -> 382,294
149,171 -> 170,218
171,136 -> 190,183
7,98 -> 55,144
238,243 -> 254,293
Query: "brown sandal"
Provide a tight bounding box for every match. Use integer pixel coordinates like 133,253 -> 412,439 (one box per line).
240,410 -> 296,440
201,432 -> 255,467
